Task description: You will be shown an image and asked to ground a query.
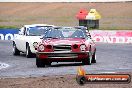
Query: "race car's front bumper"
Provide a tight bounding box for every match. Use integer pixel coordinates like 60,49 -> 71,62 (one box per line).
36,51 -> 89,62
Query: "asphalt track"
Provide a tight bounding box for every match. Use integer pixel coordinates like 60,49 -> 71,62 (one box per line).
0,40 -> 132,78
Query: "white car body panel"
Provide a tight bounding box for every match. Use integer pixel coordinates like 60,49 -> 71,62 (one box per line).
14,35 -> 42,53
13,24 -> 54,54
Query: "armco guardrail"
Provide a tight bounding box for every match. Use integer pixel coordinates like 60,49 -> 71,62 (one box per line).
0,0 -> 132,2
0,29 -> 19,40
90,30 -> 132,43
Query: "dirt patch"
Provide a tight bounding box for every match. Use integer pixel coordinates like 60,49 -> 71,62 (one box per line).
0,2 -> 132,29
0,74 -> 131,88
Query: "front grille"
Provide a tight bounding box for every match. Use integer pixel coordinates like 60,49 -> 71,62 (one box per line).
53,45 -> 71,51
48,53 -> 78,58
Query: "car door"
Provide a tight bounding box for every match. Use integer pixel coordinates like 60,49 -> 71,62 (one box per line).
19,27 -> 27,52
15,27 -> 24,51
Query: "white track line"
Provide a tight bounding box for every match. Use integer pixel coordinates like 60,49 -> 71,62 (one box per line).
0,62 -> 9,70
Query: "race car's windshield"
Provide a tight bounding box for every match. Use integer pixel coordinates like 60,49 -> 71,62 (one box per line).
45,27 -> 87,39
27,26 -> 51,36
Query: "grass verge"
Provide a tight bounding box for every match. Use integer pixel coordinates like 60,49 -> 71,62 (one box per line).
0,26 -> 18,29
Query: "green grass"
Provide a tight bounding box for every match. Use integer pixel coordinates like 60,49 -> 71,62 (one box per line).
0,26 -> 18,29
0,25 -> 131,30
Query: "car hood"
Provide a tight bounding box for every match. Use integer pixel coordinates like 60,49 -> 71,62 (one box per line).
43,38 -> 86,45
26,36 -> 42,43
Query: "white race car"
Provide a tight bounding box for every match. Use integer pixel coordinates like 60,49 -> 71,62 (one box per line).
13,24 -> 54,58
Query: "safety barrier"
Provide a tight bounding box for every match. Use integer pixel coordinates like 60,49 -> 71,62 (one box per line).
0,29 -> 19,40
90,30 -> 132,43
0,29 -> 132,43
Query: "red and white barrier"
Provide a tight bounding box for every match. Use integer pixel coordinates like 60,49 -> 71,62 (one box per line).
90,30 -> 132,43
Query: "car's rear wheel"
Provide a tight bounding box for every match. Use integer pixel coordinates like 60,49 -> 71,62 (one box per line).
82,52 -> 92,65
26,44 -> 33,58
36,57 -> 46,67
13,42 -> 20,55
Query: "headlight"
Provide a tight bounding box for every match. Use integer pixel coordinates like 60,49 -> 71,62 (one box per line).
33,42 -> 38,48
38,44 -> 45,51
80,44 -> 86,51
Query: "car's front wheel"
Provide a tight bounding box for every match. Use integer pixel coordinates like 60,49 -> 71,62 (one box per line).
36,57 -> 46,67
82,52 -> 92,65
26,44 -> 33,58
91,52 -> 96,63
13,42 -> 20,55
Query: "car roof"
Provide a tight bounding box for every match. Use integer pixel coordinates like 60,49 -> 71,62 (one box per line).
52,26 -> 88,31
53,26 -> 87,29
24,24 -> 55,28
50,26 -> 89,34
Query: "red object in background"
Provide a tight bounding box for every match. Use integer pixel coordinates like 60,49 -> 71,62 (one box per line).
76,9 -> 88,20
